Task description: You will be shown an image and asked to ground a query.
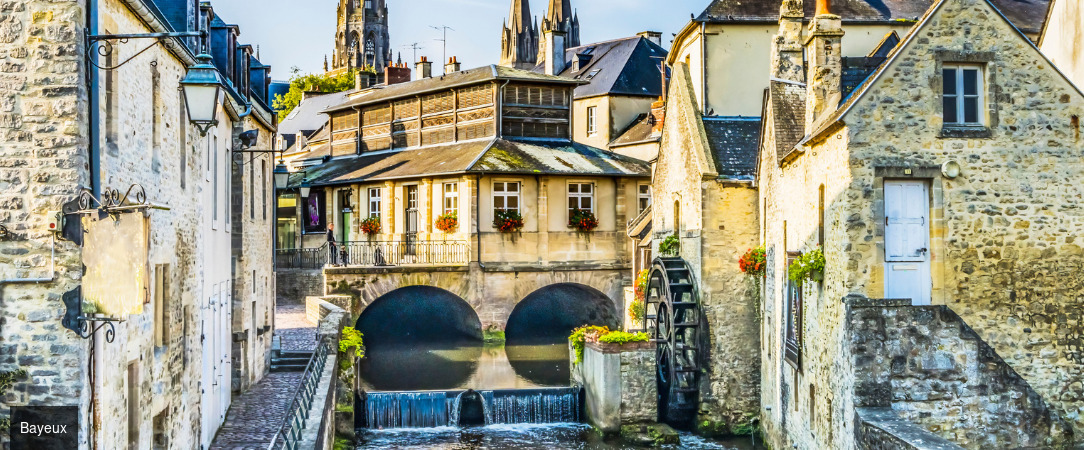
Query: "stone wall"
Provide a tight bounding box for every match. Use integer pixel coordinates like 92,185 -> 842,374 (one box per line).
278,269 -> 325,303
854,408 -> 964,450
579,341 -> 657,433
848,299 -> 1072,448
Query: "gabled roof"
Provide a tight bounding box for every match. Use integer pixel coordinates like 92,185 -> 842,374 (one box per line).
801,0 -> 1083,145
277,91 -> 349,137
610,113 -> 661,148
325,65 -> 584,113
290,137 -> 649,188
532,36 -> 668,99
694,0 -> 1049,35
702,117 -> 761,179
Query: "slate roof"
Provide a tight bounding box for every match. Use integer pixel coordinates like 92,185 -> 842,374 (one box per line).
325,65 -> 584,113
694,0 -> 1049,35
277,91 -> 349,137
841,57 -> 886,100
531,36 -> 668,99
290,137 -> 649,188
702,117 -> 761,179
610,113 -> 661,148
769,81 -> 807,163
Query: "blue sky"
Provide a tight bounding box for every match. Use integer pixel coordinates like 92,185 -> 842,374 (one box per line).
209,0 -> 708,80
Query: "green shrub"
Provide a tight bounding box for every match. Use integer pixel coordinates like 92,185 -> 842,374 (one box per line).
597,331 -> 649,345
658,234 -> 680,256
568,325 -> 610,364
338,327 -> 365,358
787,247 -> 826,286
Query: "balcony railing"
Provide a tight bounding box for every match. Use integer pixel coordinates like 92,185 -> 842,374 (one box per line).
276,240 -> 470,270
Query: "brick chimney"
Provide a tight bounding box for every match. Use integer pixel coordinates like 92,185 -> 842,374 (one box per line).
772,0 -> 805,82
544,29 -> 566,76
384,63 -> 411,85
805,0 -> 844,127
444,56 -> 461,73
650,97 -> 665,134
355,71 -> 374,90
415,56 -> 433,80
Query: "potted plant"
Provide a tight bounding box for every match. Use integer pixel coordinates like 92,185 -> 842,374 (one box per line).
739,246 -> 767,278
567,209 -> 599,232
658,234 -> 680,256
787,247 -> 826,286
493,209 -> 524,233
435,212 -> 458,233
360,216 -> 381,236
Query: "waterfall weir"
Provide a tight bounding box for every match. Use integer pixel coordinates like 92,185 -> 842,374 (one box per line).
362,387 -> 582,428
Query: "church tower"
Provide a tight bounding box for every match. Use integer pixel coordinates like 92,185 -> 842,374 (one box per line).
499,0 -> 539,69
538,0 -> 579,66
332,0 -> 392,74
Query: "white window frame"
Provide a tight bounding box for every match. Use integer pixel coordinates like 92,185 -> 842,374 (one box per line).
492,181 -> 521,214
212,133 -> 219,230
586,106 -> 597,135
368,187 -> 381,218
443,182 -> 458,215
638,183 -> 651,214
567,181 -> 594,216
942,64 -> 985,126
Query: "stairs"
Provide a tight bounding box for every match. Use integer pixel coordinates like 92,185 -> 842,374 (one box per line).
270,335 -> 315,373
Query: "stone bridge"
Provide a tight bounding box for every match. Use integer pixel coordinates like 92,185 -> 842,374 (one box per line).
319,263 -> 629,344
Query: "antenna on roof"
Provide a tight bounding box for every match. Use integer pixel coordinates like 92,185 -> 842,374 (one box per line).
429,25 -> 455,75
400,42 -> 425,66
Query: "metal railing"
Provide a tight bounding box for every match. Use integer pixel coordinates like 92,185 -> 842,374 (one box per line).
339,240 -> 470,266
267,342 -> 331,450
276,244 -> 329,270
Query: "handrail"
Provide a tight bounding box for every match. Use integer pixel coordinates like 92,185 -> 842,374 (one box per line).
267,341 -> 331,450
277,240 -> 470,269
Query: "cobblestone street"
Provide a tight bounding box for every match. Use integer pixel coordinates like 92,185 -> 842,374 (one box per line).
209,302 -> 316,449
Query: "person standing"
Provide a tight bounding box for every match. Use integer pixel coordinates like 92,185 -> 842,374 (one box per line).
327,223 -> 337,266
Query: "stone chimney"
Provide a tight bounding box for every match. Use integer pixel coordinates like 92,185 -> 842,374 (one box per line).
355,71 -> 374,90
805,0 -> 844,127
384,63 -> 411,85
637,31 -> 663,47
444,56 -> 461,73
772,0 -> 805,82
544,29 -> 566,76
650,97 -> 665,134
415,56 -> 433,80
296,132 -> 307,150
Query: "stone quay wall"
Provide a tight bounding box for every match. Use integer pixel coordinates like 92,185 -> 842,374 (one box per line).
578,341 -> 657,433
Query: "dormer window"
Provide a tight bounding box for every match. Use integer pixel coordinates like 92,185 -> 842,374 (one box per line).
942,64 -> 984,126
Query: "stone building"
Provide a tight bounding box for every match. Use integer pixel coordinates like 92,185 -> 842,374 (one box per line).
331,0 -> 392,74
1039,0 -> 1084,88
756,0 -> 1083,448
500,0 -> 580,70
0,1 -> 276,448
275,64 -> 650,340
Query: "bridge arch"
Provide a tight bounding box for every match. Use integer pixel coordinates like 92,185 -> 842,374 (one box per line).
504,283 -> 621,344
355,285 -> 482,347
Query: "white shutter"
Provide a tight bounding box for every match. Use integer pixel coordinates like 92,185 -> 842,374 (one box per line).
885,181 -> 929,262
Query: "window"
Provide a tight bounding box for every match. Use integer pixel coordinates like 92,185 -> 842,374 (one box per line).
153,264 -> 170,348
942,64 -> 984,126
784,252 -> 803,370
225,147 -> 231,226
127,362 -> 140,450
179,90 -> 187,190
212,136 -> 218,227
368,188 -> 381,218
638,184 -> 651,214
493,181 -> 520,213
249,160 -> 255,220
262,160 -> 267,221
104,32 -> 118,147
586,106 -> 597,135
568,182 -> 593,215
303,189 -> 327,233
364,0 -> 372,9
443,182 -> 458,215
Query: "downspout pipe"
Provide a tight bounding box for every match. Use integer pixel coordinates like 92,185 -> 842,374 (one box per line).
475,173 -> 484,270
88,0 -> 100,196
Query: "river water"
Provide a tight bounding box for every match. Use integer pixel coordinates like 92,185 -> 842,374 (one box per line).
356,341 -> 765,449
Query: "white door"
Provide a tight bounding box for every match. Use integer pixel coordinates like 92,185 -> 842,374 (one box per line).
884,180 -> 932,305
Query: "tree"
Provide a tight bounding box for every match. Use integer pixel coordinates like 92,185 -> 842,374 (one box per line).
272,67 -> 367,118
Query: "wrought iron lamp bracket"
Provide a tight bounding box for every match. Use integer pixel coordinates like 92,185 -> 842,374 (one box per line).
61,288 -> 122,343
86,30 -> 205,71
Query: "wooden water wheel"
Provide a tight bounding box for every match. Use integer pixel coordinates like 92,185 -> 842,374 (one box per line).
645,257 -> 702,427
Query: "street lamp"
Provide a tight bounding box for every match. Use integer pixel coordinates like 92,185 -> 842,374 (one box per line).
273,162 -> 291,190
300,179 -> 312,198
180,53 -> 225,136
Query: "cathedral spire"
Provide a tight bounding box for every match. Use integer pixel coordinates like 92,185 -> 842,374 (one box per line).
538,0 -> 579,66
499,0 -> 539,69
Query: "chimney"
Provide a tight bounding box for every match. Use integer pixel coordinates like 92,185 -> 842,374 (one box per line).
415,56 -> 433,80
772,0 -> 805,82
650,97 -> 665,134
355,71 -> 374,90
805,0 -> 844,128
544,29 -> 566,76
384,63 -> 411,85
296,132 -> 307,150
444,56 -> 461,73
637,31 -> 663,47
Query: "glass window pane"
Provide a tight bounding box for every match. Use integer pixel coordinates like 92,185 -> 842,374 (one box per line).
569,184 -> 578,193
508,196 -> 518,209
494,182 -> 504,192
569,198 -> 577,209
944,97 -> 958,123
964,97 -> 979,123
943,68 -> 956,95
495,197 -> 504,209
509,183 -> 519,192
963,69 -> 979,96
583,197 -> 592,210
582,184 -> 592,193
639,185 -> 649,194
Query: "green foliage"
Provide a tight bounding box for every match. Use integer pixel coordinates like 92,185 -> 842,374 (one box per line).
787,247 -> 826,286
483,326 -> 506,344
628,299 -> 646,324
730,412 -> 761,436
568,325 -> 610,364
333,437 -> 354,450
0,368 -> 27,433
596,331 -> 649,345
658,234 -> 680,256
273,68 -> 360,117
338,327 -> 365,358
493,209 -> 525,232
